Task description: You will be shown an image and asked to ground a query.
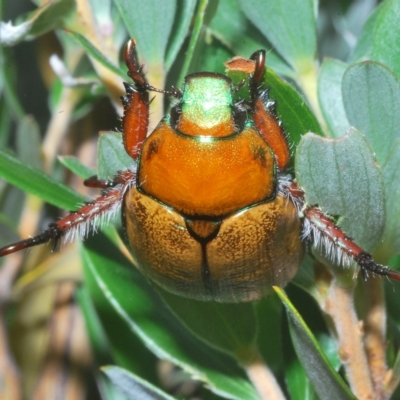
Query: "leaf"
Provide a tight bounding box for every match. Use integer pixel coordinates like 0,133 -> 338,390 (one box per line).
58,156 -> 95,179
97,132 -> 135,180
0,148 -> 84,210
295,128 -> 385,251
237,0 -> 316,72
66,31 -> 126,79
342,62 -> 400,258
164,0 -> 197,71
285,357 -> 318,400
370,0 -> 400,79
103,366 -> 175,400
82,233 -> 259,400
113,0 -> 176,65
173,0 -> 210,85
318,59 -> 349,138
16,116 -> 42,169
158,288 -> 257,363
208,0 -> 293,77
348,1 -> 385,63
0,0 -> 75,46
342,62 -> 400,165
265,70 -> 323,153
82,258 -> 159,384
275,287 -> 357,400
378,139 -> 400,259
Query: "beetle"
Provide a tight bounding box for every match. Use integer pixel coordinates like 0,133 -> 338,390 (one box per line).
1,39 -> 399,302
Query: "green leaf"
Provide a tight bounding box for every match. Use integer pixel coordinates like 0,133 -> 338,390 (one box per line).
254,296 -> 284,373
237,0 -> 316,72
113,0 -> 176,65
342,62 -> 400,258
378,140 -> 400,259
0,148 -> 84,210
266,70 -> 323,153
275,287 -> 357,400
295,128 -> 385,251
82,233 -> 259,400
97,132 -> 135,180
66,31 -> 126,79
103,366 -> 175,400
164,0 -> 197,71
16,116 -> 42,169
158,288 -> 257,363
318,59 -> 349,138
208,0 -> 293,77
348,2 -> 385,63
370,0 -> 400,79
342,62 -> 400,165
286,357 -> 318,400
83,242 -> 159,383
58,156 -> 95,179
76,285 -> 114,367
174,0 -> 210,85
0,0 -> 75,46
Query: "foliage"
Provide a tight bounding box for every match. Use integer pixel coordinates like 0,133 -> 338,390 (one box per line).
0,0 -> 399,399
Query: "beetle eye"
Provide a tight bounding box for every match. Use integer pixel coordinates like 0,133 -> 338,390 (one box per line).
170,105 -> 181,128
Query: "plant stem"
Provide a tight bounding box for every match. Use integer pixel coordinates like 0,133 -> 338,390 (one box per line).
363,278 -> 388,400
322,278 -> 375,400
243,353 -> 286,400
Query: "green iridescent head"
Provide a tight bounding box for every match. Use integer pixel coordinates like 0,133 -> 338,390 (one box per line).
176,72 -> 236,137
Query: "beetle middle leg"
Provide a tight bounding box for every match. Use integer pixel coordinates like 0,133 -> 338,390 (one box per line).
0,170 -> 136,257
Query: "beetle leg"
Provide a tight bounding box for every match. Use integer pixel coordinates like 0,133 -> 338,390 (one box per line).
0,170 -> 136,257
121,40 -> 150,160
122,40 -> 182,160
286,182 -> 400,282
253,92 -> 291,170
247,51 -> 291,170
83,175 -> 116,188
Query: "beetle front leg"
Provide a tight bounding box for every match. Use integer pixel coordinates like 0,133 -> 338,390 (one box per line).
0,170 -> 135,257
286,182 -> 400,281
121,39 -> 150,160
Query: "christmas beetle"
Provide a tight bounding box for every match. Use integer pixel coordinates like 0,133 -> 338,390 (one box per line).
1,39 -> 399,302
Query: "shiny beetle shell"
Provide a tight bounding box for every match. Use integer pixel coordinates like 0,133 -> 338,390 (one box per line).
124,188 -> 303,302
121,69 -> 304,302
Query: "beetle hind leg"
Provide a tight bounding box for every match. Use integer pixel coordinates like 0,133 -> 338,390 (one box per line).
284,182 -> 400,282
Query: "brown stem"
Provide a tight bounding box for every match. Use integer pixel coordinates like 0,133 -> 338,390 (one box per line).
362,278 -> 388,400
243,352 -> 286,400
322,276 -> 375,400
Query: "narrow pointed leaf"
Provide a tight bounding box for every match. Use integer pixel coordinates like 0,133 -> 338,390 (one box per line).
0,148 -> 84,210
275,287 -> 356,400
103,366 -> 174,400
66,31 -> 126,79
